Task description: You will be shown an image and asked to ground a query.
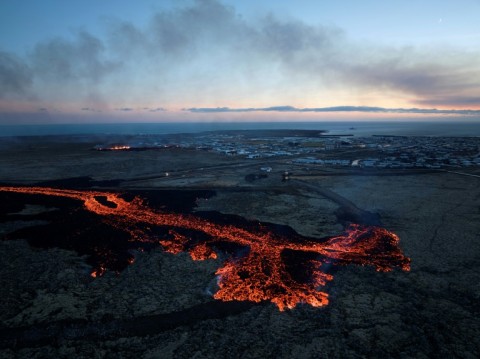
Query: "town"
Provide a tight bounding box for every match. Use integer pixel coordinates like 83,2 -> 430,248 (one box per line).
95,130 -> 480,170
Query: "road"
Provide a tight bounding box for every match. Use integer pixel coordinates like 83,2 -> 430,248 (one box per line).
289,179 -> 382,226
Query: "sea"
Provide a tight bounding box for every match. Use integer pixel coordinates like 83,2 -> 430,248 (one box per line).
1,120 -> 480,137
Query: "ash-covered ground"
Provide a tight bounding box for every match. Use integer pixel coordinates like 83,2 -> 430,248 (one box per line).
0,135 -> 479,358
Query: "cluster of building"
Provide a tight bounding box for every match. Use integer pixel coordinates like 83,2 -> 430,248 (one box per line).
196,133 -> 480,169
374,136 -> 480,168
94,131 -> 480,169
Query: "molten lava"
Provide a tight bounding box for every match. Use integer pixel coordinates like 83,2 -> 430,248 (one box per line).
0,186 -> 410,311
97,145 -> 131,151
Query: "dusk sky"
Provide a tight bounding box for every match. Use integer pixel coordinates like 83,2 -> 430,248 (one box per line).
1,0 -> 480,123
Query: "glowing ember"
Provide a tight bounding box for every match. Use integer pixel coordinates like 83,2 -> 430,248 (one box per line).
95,145 -> 131,151
0,186 -> 410,311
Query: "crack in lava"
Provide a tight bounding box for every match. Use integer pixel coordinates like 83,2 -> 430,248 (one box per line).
0,186 -> 410,311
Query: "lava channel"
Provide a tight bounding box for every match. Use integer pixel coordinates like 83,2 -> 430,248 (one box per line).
0,186 -> 410,311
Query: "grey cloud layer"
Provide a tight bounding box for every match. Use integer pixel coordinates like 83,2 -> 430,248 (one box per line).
0,51 -> 32,97
0,0 -> 479,108
31,32 -> 117,83
186,106 -> 480,115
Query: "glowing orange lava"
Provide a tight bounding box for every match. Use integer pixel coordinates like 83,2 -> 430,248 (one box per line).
0,186 -> 410,311
96,145 -> 131,151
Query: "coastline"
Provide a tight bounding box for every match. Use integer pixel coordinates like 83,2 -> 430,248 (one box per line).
1,120 -> 480,137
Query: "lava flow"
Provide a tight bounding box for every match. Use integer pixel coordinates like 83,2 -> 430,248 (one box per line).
0,186 -> 410,311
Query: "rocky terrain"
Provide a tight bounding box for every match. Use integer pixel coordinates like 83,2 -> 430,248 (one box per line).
0,136 -> 479,358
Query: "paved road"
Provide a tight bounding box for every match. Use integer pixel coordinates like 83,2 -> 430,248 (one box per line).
441,170 -> 480,178
290,179 -> 382,226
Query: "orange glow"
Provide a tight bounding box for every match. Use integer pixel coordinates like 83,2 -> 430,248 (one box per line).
189,243 -> 218,260
97,145 -> 131,151
90,266 -> 105,278
0,186 -> 410,311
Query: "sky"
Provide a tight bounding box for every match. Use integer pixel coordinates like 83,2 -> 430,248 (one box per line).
1,0 -> 479,123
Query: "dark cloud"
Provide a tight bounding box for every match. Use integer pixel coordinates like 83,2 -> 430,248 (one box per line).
115,107 -> 133,111
107,21 -> 148,57
186,105 -> 480,115
341,57 -> 480,103
30,31 -> 117,83
255,16 -> 343,66
0,51 -> 33,98
146,107 -> 167,112
106,0 -> 479,107
185,106 -> 252,113
150,0 -> 240,54
103,0 -> 344,76
185,105 -> 298,113
106,0 -> 246,67
2,0 -> 479,109
81,107 -> 101,112
414,96 -> 480,107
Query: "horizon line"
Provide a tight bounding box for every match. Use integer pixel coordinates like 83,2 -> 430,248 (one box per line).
185,105 -> 480,115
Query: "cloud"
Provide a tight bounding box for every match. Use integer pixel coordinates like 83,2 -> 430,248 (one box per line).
413,96 -> 480,107
2,0 -> 479,110
186,105 -> 480,115
101,0 -> 479,108
149,0 -> 241,54
30,31 -> 117,83
0,51 -> 33,98
115,107 -> 133,111
145,107 -> 167,112
341,55 -> 480,105
81,107 -> 102,112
